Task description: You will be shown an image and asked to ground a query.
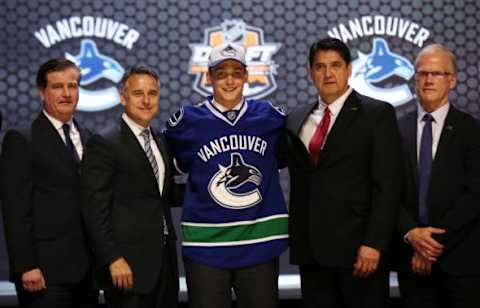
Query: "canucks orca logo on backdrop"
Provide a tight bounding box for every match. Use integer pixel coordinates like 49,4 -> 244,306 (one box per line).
34,17 -> 141,112
350,38 -> 415,107
208,153 -> 263,210
66,39 -> 125,112
189,19 -> 281,99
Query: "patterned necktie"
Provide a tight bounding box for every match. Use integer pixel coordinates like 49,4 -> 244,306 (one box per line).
418,113 -> 434,225
140,129 -> 168,236
62,123 -> 80,161
309,107 -> 331,165
140,129 -> 159,183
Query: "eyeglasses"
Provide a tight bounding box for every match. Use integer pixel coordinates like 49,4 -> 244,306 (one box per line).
415,71 -> 453,79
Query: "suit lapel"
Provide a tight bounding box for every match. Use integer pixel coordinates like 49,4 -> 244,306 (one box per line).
35,113 -> 77,168
152,130 -> 171,195
73,118 -> 90,152
287,102 -> 317,168
318,91 -> 360,165
430,106 -> 456,182
288,102 -> 317,135
404,111 -> 418,189
120,120 -> 160,193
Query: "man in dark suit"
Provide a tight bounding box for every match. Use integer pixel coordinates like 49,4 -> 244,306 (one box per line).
284,38 -> 402,308
0,59 -> 97,307
81,66 -> 178,308
395,44 -> 480,308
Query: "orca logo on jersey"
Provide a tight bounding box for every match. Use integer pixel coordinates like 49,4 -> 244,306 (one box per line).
208,153 -> 263,209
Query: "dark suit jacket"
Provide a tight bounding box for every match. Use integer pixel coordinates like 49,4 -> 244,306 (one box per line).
0,112 -> 92,284
285,90 -> 403,268
395,105 -> 480,276
81,119 -> 178,294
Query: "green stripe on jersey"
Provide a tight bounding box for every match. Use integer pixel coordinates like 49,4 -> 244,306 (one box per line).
182,214 -> 288,246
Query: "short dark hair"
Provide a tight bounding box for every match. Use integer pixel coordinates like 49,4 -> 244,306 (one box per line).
119,66 -> 160,93
308,38 -> 351,67
36,58 -> 80,89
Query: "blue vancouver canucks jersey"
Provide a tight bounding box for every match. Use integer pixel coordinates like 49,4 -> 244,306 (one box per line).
164,97 -> 288,269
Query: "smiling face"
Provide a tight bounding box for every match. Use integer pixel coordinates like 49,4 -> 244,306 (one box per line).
415,49 -> 457,112
39,67 -> 80,123
120,74 -> 159,128
207,59 -> 248,109
309,49 -> 352,104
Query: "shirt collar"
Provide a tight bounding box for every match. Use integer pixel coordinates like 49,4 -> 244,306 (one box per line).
42,110 -> 73,130
122,113 -> 150,137
211,97 -> 245,112
318,87 -> 353,116
417,101 -> 450,123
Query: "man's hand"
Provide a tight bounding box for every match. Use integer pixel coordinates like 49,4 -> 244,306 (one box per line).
109,257 -> 133,290
407,227 -> 445,261
411,251 -> 432,275
21,268 -> 46,292
353,245 -> 380,278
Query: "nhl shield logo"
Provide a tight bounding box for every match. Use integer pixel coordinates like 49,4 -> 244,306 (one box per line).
189,19 -> 281,99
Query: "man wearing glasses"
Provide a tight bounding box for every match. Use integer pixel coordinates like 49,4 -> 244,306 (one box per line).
395,44 -> 480,307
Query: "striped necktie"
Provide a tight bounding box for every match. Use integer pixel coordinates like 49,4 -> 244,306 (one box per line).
140,129 -> 168,236
140,129 -> 159,182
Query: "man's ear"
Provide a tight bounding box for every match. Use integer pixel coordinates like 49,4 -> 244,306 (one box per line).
119,90 -> 127,107
38,88 -> 45,102
206,70 -> 212,85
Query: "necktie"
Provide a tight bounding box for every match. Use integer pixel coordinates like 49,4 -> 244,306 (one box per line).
309,107 -> 331,165
418,113 -> 434,225
62,123 -> 80,161
140,129 -> 159,183
140,129 -> 168,236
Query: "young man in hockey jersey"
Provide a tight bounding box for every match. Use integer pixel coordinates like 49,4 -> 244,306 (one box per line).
164,43 -> 288,308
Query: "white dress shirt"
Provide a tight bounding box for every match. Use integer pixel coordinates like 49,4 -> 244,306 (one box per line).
416,102 -> 450,161
43,110 -> 84,159
122,113 -> 166,195
299,87 -> 353,151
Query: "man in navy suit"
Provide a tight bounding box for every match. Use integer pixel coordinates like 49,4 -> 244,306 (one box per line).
395,44 -> 480,308
81,66 -> 178,308
284,38 -> 402,308
0,59 -> 97,307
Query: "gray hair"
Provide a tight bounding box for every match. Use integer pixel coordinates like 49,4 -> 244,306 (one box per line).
415,43 -> 457,74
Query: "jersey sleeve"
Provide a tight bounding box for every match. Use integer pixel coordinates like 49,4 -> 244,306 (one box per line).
164,107 -> 195,173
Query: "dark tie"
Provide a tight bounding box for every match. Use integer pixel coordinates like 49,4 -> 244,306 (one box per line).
418,113 -> 434,225
309,107 -> 331,165
140,129 -> 168,236
62,124 -> 80,161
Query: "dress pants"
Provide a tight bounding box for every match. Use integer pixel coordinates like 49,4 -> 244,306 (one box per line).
398,264 -> 480,308
184,257 -> 279,308
105,242 -> 178,308
299,264 -> 389,308
15,276 -> 98,308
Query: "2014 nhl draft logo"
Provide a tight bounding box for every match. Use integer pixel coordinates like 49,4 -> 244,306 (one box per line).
189,19 -> 281,99
208,152 -> 263,210
350,38 -> 414,107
